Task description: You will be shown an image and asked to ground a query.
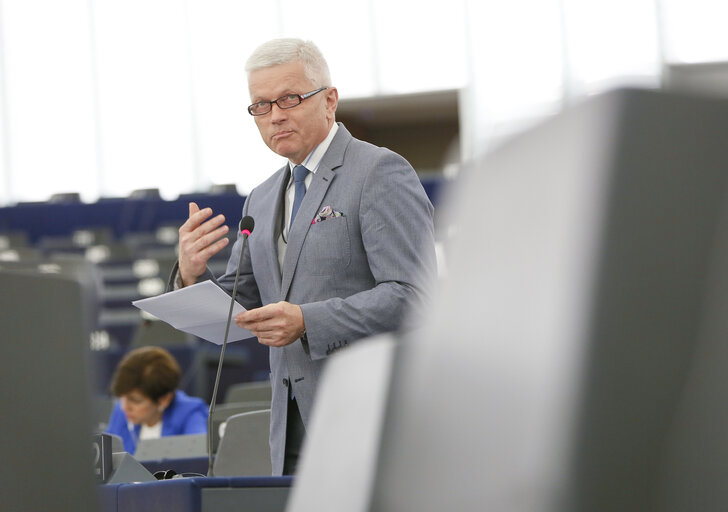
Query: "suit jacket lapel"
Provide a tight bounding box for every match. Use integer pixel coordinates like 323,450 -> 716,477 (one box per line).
280,165 -> 335,299
262,165 -> 288,297
280,124 -> 352,300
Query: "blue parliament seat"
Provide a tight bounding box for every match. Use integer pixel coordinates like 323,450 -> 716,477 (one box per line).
0,192 -> 247,243
0,178 -> 443,244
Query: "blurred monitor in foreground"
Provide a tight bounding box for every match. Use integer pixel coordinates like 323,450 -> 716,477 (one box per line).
0,258 -> 100,511
288,88 -> 728,512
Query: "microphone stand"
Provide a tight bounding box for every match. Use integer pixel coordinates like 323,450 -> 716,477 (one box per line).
207,219 -> 252,477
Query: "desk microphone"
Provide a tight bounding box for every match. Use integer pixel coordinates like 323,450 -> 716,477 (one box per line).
207,215 -> 254,477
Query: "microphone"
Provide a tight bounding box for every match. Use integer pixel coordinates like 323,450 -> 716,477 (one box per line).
207,215 -> 255,477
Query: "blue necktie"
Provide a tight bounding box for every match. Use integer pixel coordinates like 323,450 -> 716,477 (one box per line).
289,165 -> 309,230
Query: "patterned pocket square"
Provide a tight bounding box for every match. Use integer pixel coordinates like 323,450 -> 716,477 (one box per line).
312,205 -> 344,224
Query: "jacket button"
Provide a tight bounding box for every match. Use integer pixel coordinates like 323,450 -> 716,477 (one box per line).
282,378 -> 289,387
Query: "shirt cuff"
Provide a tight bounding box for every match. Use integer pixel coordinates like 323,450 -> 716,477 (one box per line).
173,271 -> 184,290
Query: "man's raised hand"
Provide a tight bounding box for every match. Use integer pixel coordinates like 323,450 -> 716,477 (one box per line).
177,202 -> 230,287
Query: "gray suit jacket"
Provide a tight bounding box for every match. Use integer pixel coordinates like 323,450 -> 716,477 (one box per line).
191,123 -> 435,474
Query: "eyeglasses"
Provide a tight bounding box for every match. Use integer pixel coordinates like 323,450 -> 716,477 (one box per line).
247,86 -> 328,116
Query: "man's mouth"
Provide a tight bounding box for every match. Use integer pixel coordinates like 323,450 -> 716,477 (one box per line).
272,130 -> 293,140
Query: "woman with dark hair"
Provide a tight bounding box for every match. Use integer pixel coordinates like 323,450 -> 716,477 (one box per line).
105,346 -> 208,454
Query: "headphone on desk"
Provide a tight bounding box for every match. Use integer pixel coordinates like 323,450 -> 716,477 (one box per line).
153,469 -> 206,480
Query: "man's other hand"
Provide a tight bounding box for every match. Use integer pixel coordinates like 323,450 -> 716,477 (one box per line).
235,302 -> 305,347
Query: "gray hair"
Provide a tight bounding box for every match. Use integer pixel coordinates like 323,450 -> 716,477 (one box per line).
245,38 -> 332,87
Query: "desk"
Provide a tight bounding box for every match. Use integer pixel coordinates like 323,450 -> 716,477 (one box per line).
98,476 -> 293,512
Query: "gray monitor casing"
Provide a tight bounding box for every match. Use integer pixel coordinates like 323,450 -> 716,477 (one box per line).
289,88 -> 728,512
373,88 -> 728,511
0,259 -> 100,511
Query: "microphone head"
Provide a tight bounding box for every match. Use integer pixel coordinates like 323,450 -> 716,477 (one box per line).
239,216 -> 255,236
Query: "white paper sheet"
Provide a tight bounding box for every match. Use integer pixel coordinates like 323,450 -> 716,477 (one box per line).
132,280 -> 254,344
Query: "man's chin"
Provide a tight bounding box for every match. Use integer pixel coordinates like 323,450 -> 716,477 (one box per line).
270,140 -> 301,161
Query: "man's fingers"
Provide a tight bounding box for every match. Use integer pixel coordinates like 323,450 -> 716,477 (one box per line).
180,207 -> 225,235
182,203 -> 206,231
180,207 -> 209,233
189,222 -> 229,253
199,235 -> 230,260
239,304 -> 279,324
180,213 -> 227,250
184,233 -> 229,266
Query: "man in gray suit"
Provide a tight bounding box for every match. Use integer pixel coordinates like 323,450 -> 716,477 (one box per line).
175,38 -> 436,475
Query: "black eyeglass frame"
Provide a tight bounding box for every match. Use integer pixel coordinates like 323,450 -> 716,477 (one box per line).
247,86 -> 329,116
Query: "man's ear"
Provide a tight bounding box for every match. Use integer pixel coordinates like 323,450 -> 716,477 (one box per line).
326,87 -> 339,118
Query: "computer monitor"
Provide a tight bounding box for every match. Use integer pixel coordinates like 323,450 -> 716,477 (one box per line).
289,87 -> 728,512
371,87 -> 728,511
0,257 -> 100,511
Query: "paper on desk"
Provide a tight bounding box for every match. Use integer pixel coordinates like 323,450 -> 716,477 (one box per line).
132,280 -> 254,344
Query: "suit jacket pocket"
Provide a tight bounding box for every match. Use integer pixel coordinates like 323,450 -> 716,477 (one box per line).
302,217 -> 351,276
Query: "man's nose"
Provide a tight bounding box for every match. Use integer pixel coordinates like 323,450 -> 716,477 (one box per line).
269,102 -> 288,122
